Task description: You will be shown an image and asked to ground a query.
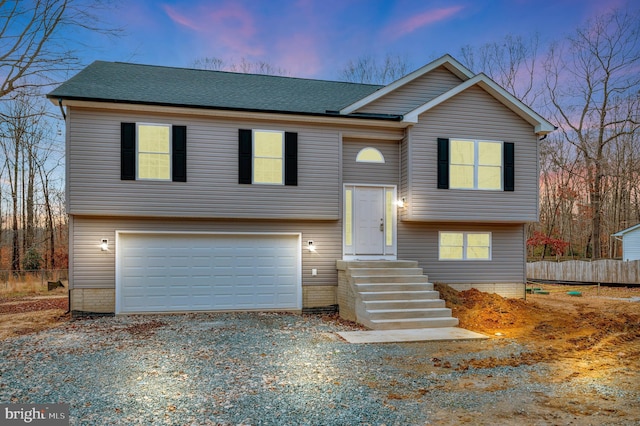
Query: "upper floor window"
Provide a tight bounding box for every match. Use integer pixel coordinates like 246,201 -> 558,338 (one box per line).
121,122 -> 187,182
356,147 -> 385,163
450,139 -> 502,190
438,138 -> 514,192
137,124 -> 171,180
253,130 -> 284,184
238,129 -> 298,186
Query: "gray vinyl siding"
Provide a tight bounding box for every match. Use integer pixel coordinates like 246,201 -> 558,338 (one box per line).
70,216 -> 340,289
398,222 -> 526,283
67,107 -> 347,219
342,140 -> 399,185
357,67 -> 463,115
406,85 -> 539,222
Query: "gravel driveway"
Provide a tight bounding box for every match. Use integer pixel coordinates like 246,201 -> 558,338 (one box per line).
0,312 -> 629,425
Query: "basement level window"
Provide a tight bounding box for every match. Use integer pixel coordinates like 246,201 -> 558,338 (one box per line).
439,231 -> 492,260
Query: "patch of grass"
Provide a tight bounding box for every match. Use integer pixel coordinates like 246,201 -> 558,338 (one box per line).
0,277 -> 68,298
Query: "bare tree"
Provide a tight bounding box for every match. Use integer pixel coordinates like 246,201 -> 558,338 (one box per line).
460,34 -> 542,107
191,57 -> 225,71
0,91 -> 64,271
543,9 -> 640,259
339,53 -> 411,84
191,57 -> 289,76
36,150 -> 61,268
0,0 -> 121,99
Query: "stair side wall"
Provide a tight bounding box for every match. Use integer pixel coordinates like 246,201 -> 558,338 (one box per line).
337,268 -> 356,322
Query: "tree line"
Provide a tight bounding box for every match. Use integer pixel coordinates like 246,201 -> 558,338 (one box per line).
0,0 -> 117,271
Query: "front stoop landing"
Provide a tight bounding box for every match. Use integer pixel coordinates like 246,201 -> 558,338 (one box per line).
336,260 -> 459,330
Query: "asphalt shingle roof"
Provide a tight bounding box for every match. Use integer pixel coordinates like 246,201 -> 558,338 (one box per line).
48,61 -> 386,117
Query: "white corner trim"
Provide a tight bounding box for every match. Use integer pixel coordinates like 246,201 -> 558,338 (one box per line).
403,73 -> 555,135
340,54 -> 474,115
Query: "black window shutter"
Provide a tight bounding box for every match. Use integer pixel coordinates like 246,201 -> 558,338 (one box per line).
121,122 -> 136,180
437,138 -> 449,189
504,142 -> 515,191
172,125 -> 187,182
284,132 -> 298,186
238,129 -> 252,184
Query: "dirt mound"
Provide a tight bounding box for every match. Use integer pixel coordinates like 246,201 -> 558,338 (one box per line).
435,284 -> 545,337
435,283 -> 640,372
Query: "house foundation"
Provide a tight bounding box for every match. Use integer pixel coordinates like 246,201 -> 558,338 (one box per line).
70,288 -> 115,316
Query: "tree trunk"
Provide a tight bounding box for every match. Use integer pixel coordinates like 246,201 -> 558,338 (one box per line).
591,166 -> 602,259
11,135 -> 20,272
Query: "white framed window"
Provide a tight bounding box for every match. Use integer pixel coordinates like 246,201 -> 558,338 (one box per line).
439,231 -> 492,260
137,123 -> 171,180
450,139 -> 502,190
253,130 -> 284,185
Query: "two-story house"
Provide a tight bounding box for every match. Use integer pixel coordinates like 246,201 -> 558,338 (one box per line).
48,55 -> 554,327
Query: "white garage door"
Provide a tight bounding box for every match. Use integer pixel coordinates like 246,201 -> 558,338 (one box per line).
116,232 -> 301,313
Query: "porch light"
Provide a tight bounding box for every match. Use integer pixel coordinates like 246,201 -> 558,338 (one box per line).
100,239 -> 109,251
396,197 -> 406,208
307,240 -> 316,252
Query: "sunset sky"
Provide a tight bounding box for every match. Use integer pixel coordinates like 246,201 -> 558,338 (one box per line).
74,0 -> 635,79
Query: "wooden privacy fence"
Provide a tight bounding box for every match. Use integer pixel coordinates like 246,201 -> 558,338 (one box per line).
527,260 -> 640,284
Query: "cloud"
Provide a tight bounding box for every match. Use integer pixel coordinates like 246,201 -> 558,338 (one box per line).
163,5 -> 200,31
162,2 -> 263,57
385,6 -> 464,39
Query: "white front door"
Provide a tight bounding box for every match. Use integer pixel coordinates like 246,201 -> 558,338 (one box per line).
344,185 -> 397,259
355,187 -> 385,254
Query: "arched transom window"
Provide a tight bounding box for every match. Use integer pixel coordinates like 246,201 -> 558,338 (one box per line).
356,147 -> 385,163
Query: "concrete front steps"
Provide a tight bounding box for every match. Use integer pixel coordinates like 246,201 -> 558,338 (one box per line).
336,260 -> 459,330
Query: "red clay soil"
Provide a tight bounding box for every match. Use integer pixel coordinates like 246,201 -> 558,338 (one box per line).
435,283 -> 640,370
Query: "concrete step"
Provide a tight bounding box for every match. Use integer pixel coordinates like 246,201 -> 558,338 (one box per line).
363,299 -> 446,310
338,260 -> 419,269
352,275 -> 430,284
356,283 -> 434,292
367,307 -> 453,320
348,267 -> 424,276
359,290 -> 441,301
367,317 -> 460,330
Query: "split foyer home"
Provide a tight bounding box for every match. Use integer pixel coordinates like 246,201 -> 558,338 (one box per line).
48,55 -> 554,327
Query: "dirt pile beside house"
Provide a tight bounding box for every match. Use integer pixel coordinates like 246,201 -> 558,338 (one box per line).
435,283 -> 640,371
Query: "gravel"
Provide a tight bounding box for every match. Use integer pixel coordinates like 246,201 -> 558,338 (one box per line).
0,312 -> 622,425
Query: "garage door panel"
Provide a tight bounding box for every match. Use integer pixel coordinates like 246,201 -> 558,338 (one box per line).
117,233 -> 301,313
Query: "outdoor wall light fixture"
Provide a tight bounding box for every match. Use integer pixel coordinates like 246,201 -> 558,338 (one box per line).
396,197 -> 406,208
307,240 -> 317,252
100,239 -> 109,251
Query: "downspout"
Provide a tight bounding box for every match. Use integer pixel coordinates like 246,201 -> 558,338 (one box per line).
58,98 -> 70,314
58,99 -> 66,120
65,288 -> 71,315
